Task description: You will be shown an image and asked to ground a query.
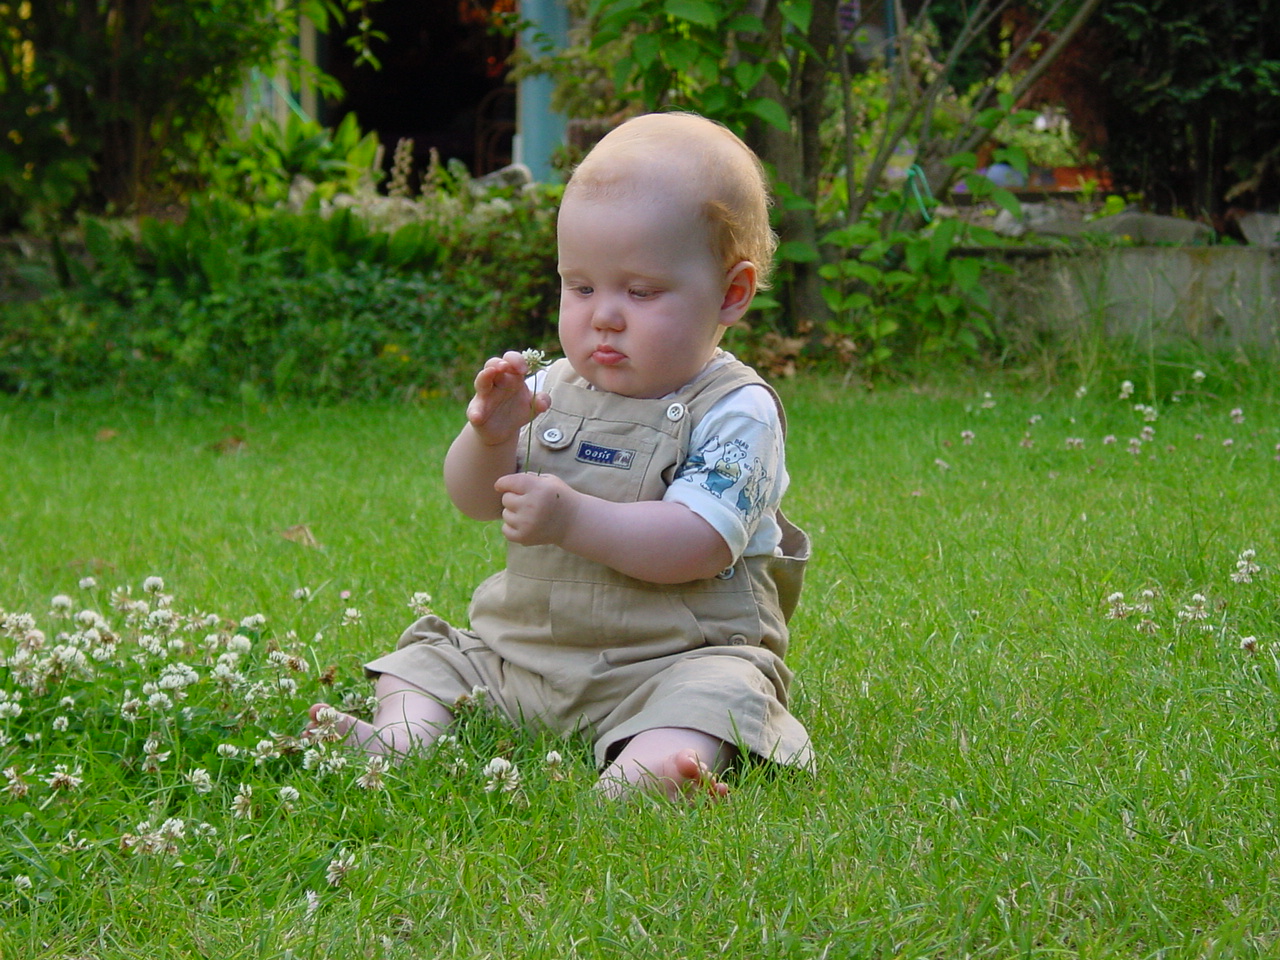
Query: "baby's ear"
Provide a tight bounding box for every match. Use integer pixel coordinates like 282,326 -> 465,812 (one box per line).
719,260 -> 757,324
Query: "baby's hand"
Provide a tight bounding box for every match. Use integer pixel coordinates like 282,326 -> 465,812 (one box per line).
494,472 -> 579,546
467,351 -> 550,446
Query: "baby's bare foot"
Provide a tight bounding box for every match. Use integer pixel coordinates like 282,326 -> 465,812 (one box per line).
306,701 -> 448,758
596,747 -> 730,801
668,748 -> 731,800
306,703 -> 393,756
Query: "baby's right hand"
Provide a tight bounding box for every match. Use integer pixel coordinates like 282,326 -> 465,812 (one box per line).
466,351 -> 548,446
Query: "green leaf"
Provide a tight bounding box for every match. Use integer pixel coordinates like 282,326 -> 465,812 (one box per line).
733,61 -> 766,92
974,107 -> 1006,131
665,36 -> 700,72
633,32 -> 661,69
990,187 -> 1022,219
745,97 -> 790,133
725,13 -> 766,33
780,0 -> 813,33
663,0 -> 719,28
777,239 -> 819,263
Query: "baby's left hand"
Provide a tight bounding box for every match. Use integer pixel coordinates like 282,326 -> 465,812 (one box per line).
494,472 -> 579,546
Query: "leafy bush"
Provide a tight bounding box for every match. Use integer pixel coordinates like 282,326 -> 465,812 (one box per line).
0,172 -> 564,401
1,265 -> 490,401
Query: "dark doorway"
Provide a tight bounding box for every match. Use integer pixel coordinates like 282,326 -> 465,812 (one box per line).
323,0 -> 516,182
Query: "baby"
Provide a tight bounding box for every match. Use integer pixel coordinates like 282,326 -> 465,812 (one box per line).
312,112 -> 812,798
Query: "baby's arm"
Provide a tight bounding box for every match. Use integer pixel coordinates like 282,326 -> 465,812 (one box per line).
444,352 -> 549,520
494,472 -> 733,583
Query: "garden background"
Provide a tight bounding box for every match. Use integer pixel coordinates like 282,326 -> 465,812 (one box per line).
2,1 -> 1280,957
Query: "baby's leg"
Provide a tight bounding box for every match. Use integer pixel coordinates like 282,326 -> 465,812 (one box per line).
596,727 -> 736,800
308,674 -> 453,757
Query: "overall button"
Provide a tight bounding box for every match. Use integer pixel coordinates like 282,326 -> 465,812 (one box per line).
727,634 -> 747,646
715,566 -> 735,580
541,427 -> 563,444
665,402 -> 686,422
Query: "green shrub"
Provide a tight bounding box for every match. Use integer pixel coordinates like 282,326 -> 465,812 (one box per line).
0,265 -> 493,401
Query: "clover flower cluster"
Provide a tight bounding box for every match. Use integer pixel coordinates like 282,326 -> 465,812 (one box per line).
1,576 -> 578,900
1102,549 -> 1266,648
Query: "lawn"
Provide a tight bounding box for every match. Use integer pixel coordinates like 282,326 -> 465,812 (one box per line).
2,366 -> 1279,959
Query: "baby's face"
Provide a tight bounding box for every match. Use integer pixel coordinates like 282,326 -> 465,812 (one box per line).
556,188 -> 734,399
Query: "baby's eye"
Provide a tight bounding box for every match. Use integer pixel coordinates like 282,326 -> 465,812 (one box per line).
629,288 -> 657,300
569,284 -> 593,296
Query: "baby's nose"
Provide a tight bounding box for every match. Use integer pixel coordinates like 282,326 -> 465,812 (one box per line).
592,297 -> 625,330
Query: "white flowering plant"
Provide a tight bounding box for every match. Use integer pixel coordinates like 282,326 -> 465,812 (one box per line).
0,576 -> 588,918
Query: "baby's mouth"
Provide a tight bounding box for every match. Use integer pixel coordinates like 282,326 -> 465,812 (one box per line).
591,345 -> 626,366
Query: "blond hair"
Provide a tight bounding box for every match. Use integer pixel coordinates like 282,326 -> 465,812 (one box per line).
564,112 -> 778,288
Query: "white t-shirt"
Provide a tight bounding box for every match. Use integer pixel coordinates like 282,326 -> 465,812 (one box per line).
529,352 -> 787,561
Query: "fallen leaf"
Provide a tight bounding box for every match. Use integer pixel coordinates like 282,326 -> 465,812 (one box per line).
280,524 -> 321,549
210,435 -> 247,454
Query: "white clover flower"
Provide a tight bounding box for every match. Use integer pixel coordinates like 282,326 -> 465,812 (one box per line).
408,591 -> 434,615
279,785 -> 301,804
146,692 -> 173,712
231,784 -> 254,819
158,662 -> 199,690
146,608 -> 178,635
960,430 -> 975,445
4,766 -> 31,799
119,697 -> 142,721
482,756 -> 521,793
13,875 -> 33,891
142,576 -> 165,595
520,347 -> 547,373
1119,380 -> 1134,400
1074,385 -> 1087,399
216,743 -> 241,759
341,607 -> 363,626
75,609 -> 105,631
240,613 -> 267,632
326,852 -> 355,887
78,577 -> 97,590
1231,548 -> 1260,584
51,716 -> 69,733
227,635 -> 252,654
1105,592 -> 1131,619
545,750 -> 566,780
355,755 -> 390,791
45,764 -> 84,791
1240,636 -> 1259,654
1192,369 -> 1206,383
49,595 -> 74,616
186,768 -> 214,794
251,739 -> 280,766
1230,408 -> 1245,425
1177,594 -> 1209,622
292,587 -> 312,602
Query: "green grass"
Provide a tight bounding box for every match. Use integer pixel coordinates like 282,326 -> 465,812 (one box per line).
2,367 -> 1279,959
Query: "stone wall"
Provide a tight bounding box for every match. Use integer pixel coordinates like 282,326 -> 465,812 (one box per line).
985,247 -> 1280,352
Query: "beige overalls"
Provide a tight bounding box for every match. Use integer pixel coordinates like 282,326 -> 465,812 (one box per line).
366,356 -> 813,769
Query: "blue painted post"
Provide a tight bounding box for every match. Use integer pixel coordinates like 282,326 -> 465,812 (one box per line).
516,0 -> 570,182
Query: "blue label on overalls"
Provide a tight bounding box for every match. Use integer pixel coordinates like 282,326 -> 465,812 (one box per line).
575,441 -> 635,469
